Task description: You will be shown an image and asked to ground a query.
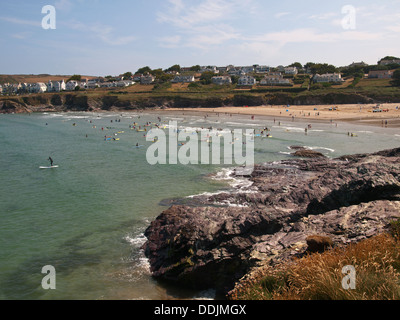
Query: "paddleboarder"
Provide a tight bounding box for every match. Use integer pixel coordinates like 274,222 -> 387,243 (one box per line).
48,157 -> 54,167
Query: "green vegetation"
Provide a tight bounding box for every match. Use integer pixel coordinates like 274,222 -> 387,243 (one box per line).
229,224 -> 400,300
391,70 -> 400,87
66,74 -> 81,82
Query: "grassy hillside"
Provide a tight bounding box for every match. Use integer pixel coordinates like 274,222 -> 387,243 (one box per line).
0,74 -> 97,84
228,221 -> 400,300
2,77 -> 400,112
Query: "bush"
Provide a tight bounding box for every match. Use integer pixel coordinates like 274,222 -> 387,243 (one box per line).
229,233 -> 400,300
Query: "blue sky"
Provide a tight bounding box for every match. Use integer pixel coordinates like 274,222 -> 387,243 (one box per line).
1,0 -> 400,76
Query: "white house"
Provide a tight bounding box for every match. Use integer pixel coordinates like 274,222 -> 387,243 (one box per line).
54,80 -> 66,92
31,83 -> 47,93
66,81 -> 79,91
228,68 -> 246,76
46,80 -> 66,92
117,80 -> 135,87
255,65 -> 270,73
171,75 -> 195,83
200,66 -> 219,74
284,67 -> 298,75
212,76 -> 232,85
313,73 -> 343,83
238,76 -> 256,86
260,73 -> 291,86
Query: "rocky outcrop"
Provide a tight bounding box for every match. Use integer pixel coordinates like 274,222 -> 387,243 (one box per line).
291,146 -> 326,158
143,148 -> 400,294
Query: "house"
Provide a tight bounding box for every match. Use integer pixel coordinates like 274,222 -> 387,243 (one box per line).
240,66 -> 255,74
212,76 -> 232,85
277,65 -> 285,72
100,82 -> 115,88
368,70 -> 394,79
284,67 -> 298,75
54,80 -> 66,92
378,59 -> 400,66
238,75 -> 256,86
313,73 -> 343,83
255,65 -> 270,73
31,83 -> 47,93
117,80 -> 135,87
228,68 -> 246,76
140,74 -> 155,85
46,80 -> 66,92
180,67 -> 193,73
217,66 -> 231,74
171,75 -> 195,83
66,81 -> 79,91
200,66 -> 219,74
260,73 -> 290,86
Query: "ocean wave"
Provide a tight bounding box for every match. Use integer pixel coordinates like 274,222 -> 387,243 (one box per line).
186,190 -> 226,199
305,146 -> 335,153
124,233 -> 147,248
282,126 -> 306,132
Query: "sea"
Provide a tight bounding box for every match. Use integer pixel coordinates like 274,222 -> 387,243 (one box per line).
0,110 -> 399,300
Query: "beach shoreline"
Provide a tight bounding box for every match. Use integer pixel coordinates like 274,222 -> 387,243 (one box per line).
154,103 -> 400,128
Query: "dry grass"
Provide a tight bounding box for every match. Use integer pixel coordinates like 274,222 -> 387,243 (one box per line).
229,231 -> 400,300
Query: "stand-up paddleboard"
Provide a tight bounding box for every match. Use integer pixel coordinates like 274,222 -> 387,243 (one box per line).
134,145 -> 144,148
40,165 -> 59,169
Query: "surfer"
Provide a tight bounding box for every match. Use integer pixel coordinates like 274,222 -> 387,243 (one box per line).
48,157 -> 54,166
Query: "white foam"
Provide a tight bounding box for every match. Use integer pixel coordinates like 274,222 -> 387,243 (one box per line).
192,289 -> 217,300
124,233 -> 147,247
186,190 -> 226,198
304,146 -> 335,153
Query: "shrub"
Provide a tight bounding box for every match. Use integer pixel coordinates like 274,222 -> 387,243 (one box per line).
229,233 -> 400,300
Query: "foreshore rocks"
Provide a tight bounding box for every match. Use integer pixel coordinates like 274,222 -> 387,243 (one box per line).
143,148 -> 400,295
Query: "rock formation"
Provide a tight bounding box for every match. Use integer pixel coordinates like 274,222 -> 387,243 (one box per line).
144,148 -> 400,294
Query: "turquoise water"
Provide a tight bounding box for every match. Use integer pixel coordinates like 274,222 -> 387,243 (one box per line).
0,111 -> 399,300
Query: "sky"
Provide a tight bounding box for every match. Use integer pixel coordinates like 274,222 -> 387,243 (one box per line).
0,0 -> 400,76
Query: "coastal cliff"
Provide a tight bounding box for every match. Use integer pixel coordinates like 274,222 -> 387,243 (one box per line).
143,148 -> 400,295
0,90 -> 396,114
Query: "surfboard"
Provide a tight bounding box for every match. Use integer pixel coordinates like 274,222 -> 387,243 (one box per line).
134,145 -> 144,148
40,165 -> 59,169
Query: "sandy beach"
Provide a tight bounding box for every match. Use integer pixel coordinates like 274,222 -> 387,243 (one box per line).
165,103 -> 400,128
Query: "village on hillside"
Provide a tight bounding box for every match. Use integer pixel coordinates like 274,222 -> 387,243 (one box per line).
1,57 -> 400,96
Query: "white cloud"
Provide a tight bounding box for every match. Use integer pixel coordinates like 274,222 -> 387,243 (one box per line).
158,35 -> 182,48
67,21 -> 137,46
0,16 -> 41,27
275,12 -> 291,19
157,0 -> 253,48
308,12 -> 337,20
55,0 -> 73,12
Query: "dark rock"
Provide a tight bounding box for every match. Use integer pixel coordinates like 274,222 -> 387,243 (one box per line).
291,147 -> 326,158
306,235 -> 333,253
143,147 -> 400,294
